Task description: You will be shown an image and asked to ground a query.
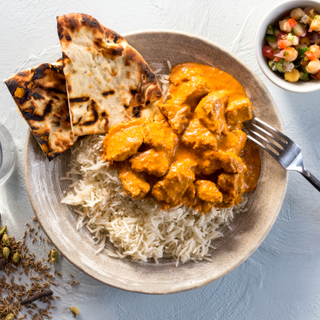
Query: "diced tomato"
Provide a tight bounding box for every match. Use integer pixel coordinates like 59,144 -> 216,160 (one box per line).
288,18 -> 297,27
278,40 -> 292,49
305,51 -> 317,60
277,32 -> 287,41
273,57 -> 280,62
262,46 -> 274,59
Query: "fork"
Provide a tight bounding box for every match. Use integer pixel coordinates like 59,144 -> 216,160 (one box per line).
245,117 -> 320,192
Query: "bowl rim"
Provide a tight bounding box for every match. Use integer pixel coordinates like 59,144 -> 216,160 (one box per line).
255,0 -> 320,93
24,29 -> 288,294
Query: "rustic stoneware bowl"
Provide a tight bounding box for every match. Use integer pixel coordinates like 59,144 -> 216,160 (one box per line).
24,30 -> 288,294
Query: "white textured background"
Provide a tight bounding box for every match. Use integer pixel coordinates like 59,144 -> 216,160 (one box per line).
1,0 -> 320,319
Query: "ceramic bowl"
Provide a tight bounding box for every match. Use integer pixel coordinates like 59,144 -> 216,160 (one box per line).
24,30 -> 288,294
255,0 -> 320,93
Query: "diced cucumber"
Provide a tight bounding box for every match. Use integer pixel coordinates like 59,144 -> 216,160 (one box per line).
287,33 -> 294,42
297,46 -> 309,58
268,60 -> 277,71
265,35 -> 277,42
299,71 -> 310,81
273,28 -> 281,36
268,39 -> 278,50
276,61 -> 285,73
266,25 -> 274,35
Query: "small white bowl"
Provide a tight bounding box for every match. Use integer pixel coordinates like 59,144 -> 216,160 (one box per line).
255,0 -> 320,93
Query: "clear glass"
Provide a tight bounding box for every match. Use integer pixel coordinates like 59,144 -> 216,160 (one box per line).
0,122 -> 15,185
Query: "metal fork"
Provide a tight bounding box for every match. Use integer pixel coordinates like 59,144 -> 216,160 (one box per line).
245,117 -> 320,192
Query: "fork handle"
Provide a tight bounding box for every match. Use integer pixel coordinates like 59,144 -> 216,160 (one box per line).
300,169 -> 320,192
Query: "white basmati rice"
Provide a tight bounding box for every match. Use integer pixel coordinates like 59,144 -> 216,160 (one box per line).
61,135 -> 247,265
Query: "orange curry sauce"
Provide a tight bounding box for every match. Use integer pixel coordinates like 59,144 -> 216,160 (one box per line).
102,63 -> 261,212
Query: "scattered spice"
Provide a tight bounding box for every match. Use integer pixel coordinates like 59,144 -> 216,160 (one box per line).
0,218 -> 59,319
50,250 -> 59,264
3,247 -> 10,259
13,252 -> 20,264
4,313 -> 14,320
70,307 -> 79,318
2,233 -> 10,246
0,225 -> 7,238
20,289 -> 53,306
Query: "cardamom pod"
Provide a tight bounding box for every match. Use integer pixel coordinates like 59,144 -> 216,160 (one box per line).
0,225 -> 7,239
70,307 -> 80,318
3,247 -> 10,259
5,313 -> 14,320
50,249 -> 59,264
13,252 -> 20,264
2,233 -> 10,246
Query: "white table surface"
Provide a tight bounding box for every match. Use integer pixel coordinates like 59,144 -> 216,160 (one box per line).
1,0 -> 320,319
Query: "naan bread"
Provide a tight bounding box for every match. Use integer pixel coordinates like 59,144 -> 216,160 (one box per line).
57,13 -> 162,137
4,61 -> 76,160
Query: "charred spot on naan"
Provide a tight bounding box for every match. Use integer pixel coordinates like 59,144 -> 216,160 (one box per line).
57,13 -> 124,47
4,62 -> 77,160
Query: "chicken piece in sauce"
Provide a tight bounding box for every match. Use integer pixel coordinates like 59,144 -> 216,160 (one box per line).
217,130 -> 247,155
119,165 -> 150,199
195,180 -> 223,204
130,149 -> 170,177
159,76 -> 209,134
171,76 -> 209,108
152,160 -> 195,205
217,172 -> 245,207
158,103 -> 191,134
144,122 -> 178,157
225,98 -> 253,125
195,91 -> 228,135
102,119 -> 146,162
181,117 -> 217,151
199,150 -> 247,175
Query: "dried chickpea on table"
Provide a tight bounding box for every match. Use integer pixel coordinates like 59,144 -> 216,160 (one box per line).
263,6 -> 320,82
102,63 -> 261,213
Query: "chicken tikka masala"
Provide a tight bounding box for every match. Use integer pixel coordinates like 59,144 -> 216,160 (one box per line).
102,63 -> 261,212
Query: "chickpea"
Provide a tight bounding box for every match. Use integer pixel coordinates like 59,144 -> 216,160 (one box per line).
310,16 -> 320,31
309,44 -> 320,59
284,68 -> 300,82
282,47 -> 298,62
300,36 -> 311,46
306,60 -> 320,73
279,19 -> 292,32
290,8 -> 305,20
291,36 -> 299,46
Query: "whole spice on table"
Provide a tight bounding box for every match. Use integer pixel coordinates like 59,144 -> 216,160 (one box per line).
2,247 -> 10,259
12,251 -> 20,264
2,233 -> 10,246
70,307 -> 80,318
4,313 -> 14,320
20,288 -> 53,305
0,225 -> 7,238
0,218 -> 60,319
50,249 -> 59,264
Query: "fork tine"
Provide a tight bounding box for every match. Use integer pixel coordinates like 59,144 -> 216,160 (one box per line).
247,135 -> 279,161
247,129 -> 282,154
252,117 -> 291,143
249,123 -> 287,148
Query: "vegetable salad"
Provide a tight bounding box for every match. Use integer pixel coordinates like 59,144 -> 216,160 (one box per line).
263,7 -> 320,82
